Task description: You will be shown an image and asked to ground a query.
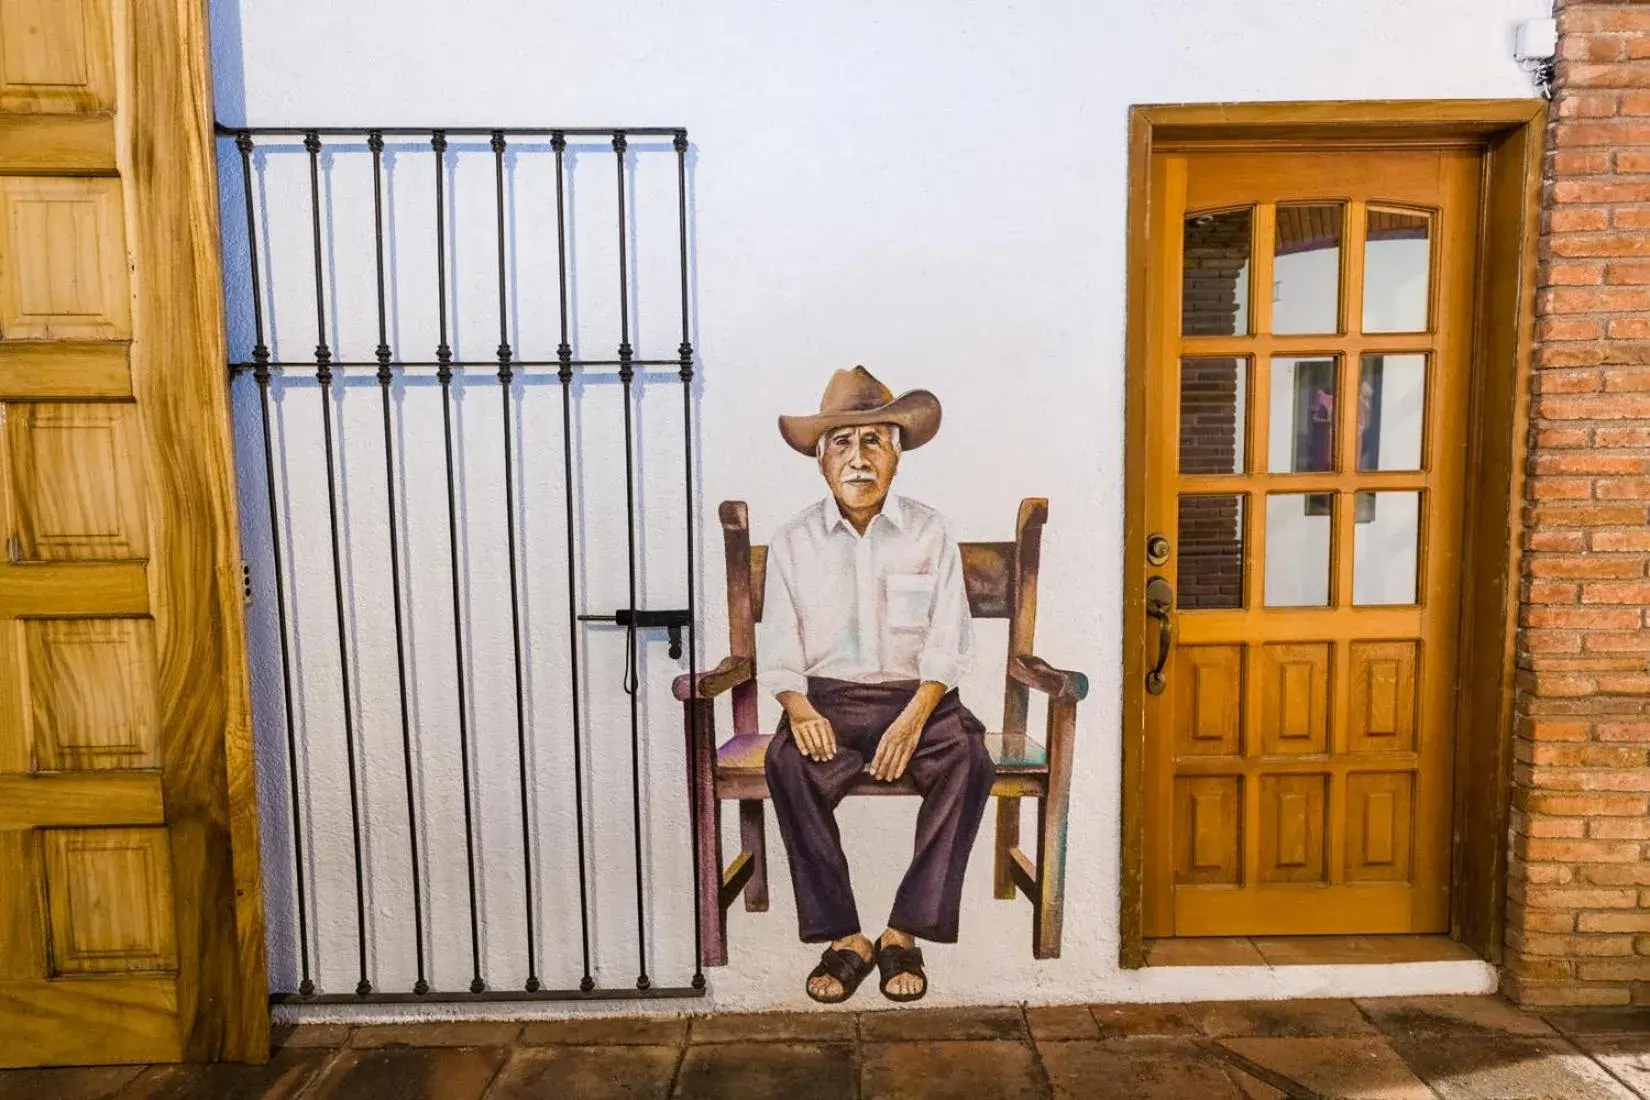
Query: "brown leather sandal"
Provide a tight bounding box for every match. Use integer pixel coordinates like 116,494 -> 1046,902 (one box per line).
875,942 -> 928,1003
805,945 -> 875,1005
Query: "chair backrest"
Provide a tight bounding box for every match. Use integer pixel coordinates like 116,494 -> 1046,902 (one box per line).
717,498 -> 1049,737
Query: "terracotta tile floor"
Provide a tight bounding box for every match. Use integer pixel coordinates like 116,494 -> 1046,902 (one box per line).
3,997 -> 1648,1099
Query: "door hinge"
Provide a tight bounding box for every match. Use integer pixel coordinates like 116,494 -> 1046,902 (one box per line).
241,561 -> 254,606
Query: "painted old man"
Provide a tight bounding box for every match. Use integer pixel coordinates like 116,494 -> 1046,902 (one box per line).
761,366 -> 994,1004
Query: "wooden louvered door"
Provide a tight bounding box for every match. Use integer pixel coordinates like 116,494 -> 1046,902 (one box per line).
0,0 -> 267,1067
1142,147 -> 1479,936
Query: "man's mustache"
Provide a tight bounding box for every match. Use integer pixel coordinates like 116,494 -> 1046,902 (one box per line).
840,472 -> 877,484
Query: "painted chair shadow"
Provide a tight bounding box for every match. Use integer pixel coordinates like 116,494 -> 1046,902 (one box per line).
674,497 -> 1088,966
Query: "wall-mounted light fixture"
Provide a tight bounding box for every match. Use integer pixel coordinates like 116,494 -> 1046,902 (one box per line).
1514,18 -> 1558,101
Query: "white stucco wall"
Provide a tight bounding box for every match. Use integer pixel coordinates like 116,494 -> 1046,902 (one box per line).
211,0 -> 1551,1020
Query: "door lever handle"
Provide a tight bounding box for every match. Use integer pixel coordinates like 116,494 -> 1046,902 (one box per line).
1145,576 -> 1174,696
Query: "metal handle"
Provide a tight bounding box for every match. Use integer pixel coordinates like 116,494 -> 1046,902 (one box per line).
1145,576 -> 1173,696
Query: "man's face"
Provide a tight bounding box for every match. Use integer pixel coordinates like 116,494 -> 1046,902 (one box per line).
819,424 -> 900,514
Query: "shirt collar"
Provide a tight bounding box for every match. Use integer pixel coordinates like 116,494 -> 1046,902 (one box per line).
823,491 -> 905,536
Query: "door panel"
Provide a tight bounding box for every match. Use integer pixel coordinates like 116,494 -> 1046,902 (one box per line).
0,0 -> 266,1068
1143,147 -> 1476,937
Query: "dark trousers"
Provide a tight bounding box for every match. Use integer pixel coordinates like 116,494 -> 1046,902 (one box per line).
764,678 -> 995,944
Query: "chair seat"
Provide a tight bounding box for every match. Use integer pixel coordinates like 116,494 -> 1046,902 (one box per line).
713,732 -> 1049,799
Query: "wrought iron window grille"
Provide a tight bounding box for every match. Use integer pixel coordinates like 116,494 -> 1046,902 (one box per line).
221,123 -> 705,1005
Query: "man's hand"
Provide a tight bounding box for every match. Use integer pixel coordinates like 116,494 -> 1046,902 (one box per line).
869,683 -> 946,782
779,692 -> 837,762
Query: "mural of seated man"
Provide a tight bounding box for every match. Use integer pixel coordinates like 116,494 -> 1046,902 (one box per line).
760,366 -> 995,1005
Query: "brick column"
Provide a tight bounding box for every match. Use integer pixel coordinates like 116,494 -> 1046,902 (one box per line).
1506,0 -> 1650,1008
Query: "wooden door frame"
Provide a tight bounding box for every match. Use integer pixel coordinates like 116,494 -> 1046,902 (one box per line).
1120,100 -> 1546,968
128,0 -> 269,1058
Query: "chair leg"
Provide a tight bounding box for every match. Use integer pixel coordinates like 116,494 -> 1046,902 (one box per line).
739,799 -> 769,912
1032,700 -> 1076,960
993,797 -> 1020,900
687,700 -> 728,966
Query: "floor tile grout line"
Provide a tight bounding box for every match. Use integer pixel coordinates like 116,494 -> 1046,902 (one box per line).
288,1043 -> 348,1100
663,1035 -> 691,1098
1018,1002 -> 1057,1100
473,1046 -> 512,1100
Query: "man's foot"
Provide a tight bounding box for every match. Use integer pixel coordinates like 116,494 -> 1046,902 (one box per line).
807,933 -> 873,1002
876,928 -> 926,1000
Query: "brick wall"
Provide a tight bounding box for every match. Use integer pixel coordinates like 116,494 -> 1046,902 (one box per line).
1505,0 -> 1650,1008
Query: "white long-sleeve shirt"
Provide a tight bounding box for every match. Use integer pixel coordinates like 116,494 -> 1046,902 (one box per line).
758,493 -> 975,699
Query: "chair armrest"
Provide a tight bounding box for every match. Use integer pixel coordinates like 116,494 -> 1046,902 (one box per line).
1009,654 -> 1089,704
672,655 -> 755,702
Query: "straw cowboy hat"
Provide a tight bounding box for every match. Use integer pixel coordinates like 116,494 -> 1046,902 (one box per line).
779,366 -> 942,456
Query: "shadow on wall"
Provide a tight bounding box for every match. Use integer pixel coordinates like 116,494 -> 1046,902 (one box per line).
211,5 -> 712,1002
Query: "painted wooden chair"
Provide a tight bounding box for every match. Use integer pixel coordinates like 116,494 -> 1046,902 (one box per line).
674,497 -> 1088,967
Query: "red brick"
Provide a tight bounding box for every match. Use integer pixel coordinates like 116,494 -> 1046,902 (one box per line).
1550,233 -> 1650,258
1579,960 -> 1650,982
1534,453 -> 1648,476
1528,555 -> 1642,579
1606,317 -> 1650,340
1520,933 -> 1636,957
1593,530 -> 1650,551
1523,885 -> 1641,908
1527,504 -> 1649,528
1595,426 -> 1650,447
1540,316 -> 1605,340
1539,344 -> 1609,368
1585,631 -> 1650,652
1619,152 -> 1650,175
1546,260 -> 1608,285
1596,675 -> 1650,695
1532,427 -> 1594,451
1581,581 -> 1650,603
1624,91 -> 1650,116
1524,839 -> 1645,863
1521,718 -> 1594,742
1599,723 -> 1650,743
1529,529 -> 1589,552
1552,207 -> 1612,232
1535,744 -> 1648,768
1596,477 -> 1650,499
1534,369 -> 1602,395
1552,182 -> 1650,207
1544,286 -> 1650,313
1529,479 -> 1593,502
1564,9 -> 1650,33
1564,65 -> 1650,90
1522,606 -> 1644,630
1603,367 -> 1650,391
1581,864 -> 1650,886
1607,261 -> 1650,283
1561,35 -> 1627,63
1559,93 -> 1621,119
1524,793 -> 1650,817
1591,817 -> 1650,839
1554,121 -> 1650,146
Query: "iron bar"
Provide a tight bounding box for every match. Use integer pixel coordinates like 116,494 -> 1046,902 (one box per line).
307,131 -> 372,998
553,130 -> 596,993
272,985 -> 704,1006
221,124 -> 684,138
433,129 -> 487,995
368,131 -> 429,996
674,131 -> 704,988
231,359 -> 683,373
492,131 -> 542,993
613,131 -> 650,991
237,132 -> 315,999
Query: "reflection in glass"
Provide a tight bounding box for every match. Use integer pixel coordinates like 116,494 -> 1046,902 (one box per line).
1273,203 -> 1343,335
1178,495 -> 1246,610
1363,208 -> 1431,333
1358,354 -> 1426,471
1265,493 -> 1332,607
1269,357 -> 1338,474
1180,358 -> 1248,475
1182,208 -> 1252,337
1354,491 -> 1421,605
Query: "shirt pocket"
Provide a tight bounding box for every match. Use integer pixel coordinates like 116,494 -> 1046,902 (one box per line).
885,572 -> 937,631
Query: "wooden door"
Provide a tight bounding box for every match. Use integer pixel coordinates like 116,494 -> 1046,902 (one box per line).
0,0 -> 267,1066
1142,147 -> 1479,937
